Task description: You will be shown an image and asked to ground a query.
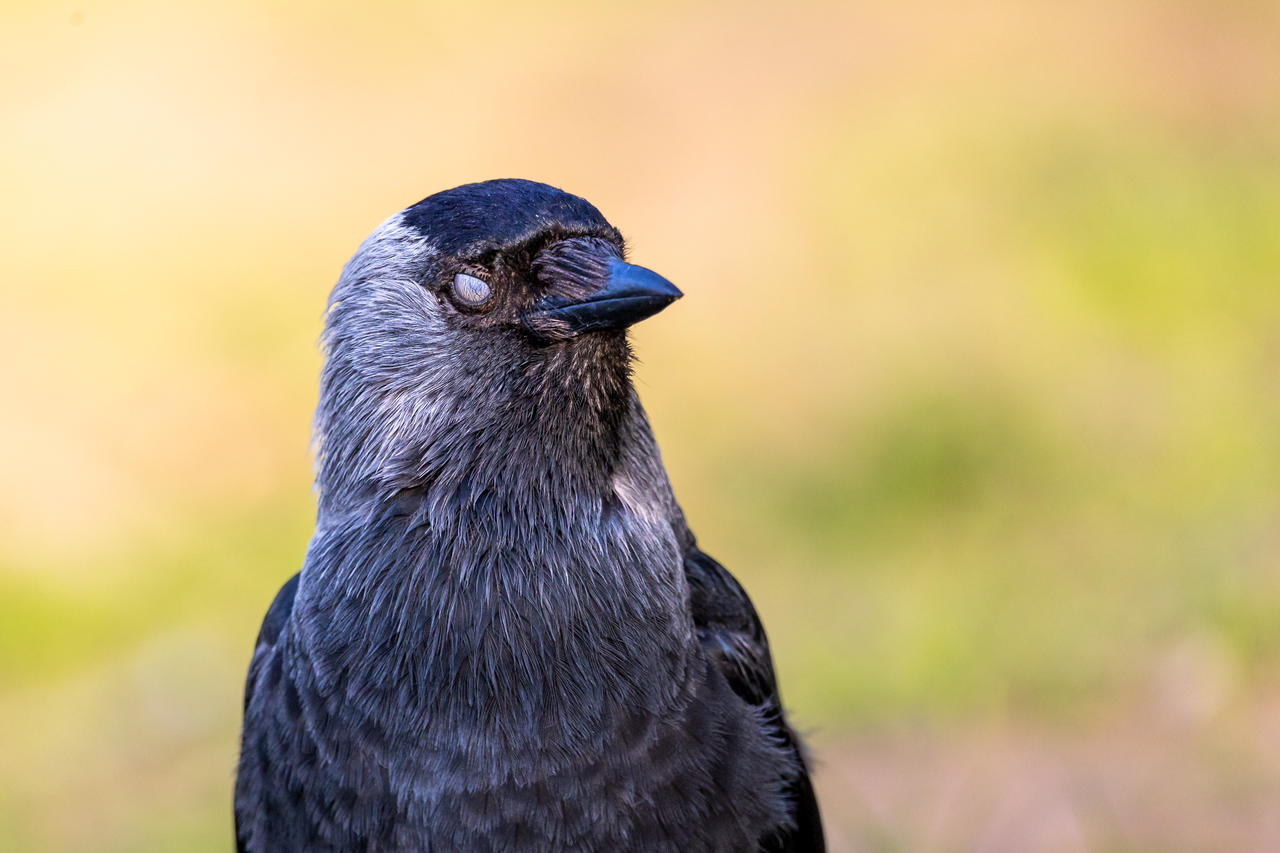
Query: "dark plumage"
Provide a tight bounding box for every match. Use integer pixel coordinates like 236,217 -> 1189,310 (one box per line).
234,179 -> 825,851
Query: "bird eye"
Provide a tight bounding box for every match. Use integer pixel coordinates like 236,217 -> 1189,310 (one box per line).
451,273 -> 492,308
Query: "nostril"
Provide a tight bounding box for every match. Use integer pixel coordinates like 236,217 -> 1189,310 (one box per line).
533,236 -> 621,302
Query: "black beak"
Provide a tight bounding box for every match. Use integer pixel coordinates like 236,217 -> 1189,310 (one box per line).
525,257 -> 682,341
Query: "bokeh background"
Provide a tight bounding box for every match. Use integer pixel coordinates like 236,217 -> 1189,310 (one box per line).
3,1 -> 1280,850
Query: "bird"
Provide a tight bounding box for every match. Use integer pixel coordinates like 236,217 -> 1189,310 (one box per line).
234,179 -> 825,852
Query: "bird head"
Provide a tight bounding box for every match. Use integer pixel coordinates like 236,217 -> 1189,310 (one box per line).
314,179 -> 681,516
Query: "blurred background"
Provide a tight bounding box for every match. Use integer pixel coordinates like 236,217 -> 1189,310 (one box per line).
3,0 -> 1279,849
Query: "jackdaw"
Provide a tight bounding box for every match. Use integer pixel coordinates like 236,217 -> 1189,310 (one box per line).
235,179 -> 825,851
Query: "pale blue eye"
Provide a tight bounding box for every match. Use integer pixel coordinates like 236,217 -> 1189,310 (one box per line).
452,273 -> 492,307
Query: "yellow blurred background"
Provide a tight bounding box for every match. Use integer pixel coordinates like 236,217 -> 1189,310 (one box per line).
3,0 -> 1280,849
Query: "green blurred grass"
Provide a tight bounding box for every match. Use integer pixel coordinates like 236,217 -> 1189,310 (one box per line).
2,0 -> 1280,849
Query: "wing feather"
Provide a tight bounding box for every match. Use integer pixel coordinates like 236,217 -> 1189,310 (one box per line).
236,572 -> 300,852
684,548 -> 826,853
